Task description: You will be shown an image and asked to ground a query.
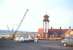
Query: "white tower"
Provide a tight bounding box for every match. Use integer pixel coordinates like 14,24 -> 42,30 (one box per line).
43,15 -> 49,39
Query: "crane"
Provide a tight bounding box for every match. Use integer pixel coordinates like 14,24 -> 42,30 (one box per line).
6,25 -> 14,32
12,9 -> 29,39
6,25 -> 10,32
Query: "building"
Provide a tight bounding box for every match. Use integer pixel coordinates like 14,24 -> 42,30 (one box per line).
36,14 -> 73,40
43,14 -> 49,39
37,27 -> 73,40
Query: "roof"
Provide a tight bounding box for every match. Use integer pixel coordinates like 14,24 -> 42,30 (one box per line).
38,28 -> 73,35
48,29 -> 64,35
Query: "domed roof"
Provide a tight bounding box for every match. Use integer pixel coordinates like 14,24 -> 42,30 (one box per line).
70,31 -> 73,35
44,14 -> 49,18
64,29 -> 73,37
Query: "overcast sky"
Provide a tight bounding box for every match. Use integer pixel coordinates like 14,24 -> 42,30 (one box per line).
0,0 -> 73,32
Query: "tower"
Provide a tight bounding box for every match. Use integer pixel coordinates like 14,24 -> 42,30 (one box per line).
43,14 -> 49,39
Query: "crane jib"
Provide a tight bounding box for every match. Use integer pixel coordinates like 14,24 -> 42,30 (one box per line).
14,9 -> 29,33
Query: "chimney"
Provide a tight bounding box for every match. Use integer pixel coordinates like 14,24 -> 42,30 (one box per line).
51,27 -> 53,30
60,27 -> 61,30
69,26 -> 71,29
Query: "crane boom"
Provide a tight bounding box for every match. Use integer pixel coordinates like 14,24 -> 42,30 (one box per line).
14,9 -> 29,33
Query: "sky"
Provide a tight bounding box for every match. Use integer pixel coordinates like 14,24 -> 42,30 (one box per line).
0,0 -> 73,32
